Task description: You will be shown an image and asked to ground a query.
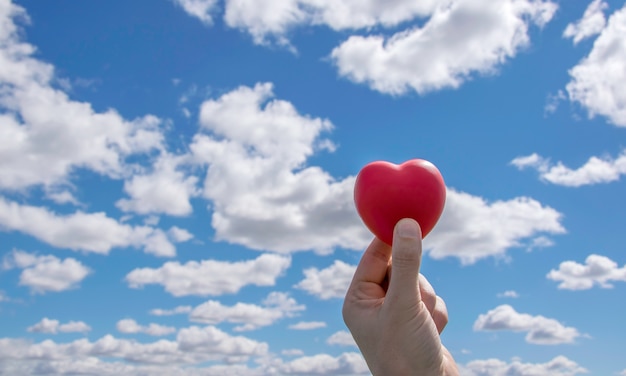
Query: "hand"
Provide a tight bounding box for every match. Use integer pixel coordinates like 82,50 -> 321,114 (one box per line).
343,218 -> 459,376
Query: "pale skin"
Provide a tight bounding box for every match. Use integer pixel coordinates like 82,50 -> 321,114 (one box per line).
343,218 -> 459,376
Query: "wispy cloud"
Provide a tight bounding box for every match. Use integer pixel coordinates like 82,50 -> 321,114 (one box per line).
563,0 -> 608,44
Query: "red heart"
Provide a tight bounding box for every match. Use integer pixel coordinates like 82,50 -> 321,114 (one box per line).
354,159 -> 446,245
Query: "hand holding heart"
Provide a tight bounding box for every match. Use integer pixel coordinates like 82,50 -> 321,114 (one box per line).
344,160 -> 458,375
354,159 -> 446,244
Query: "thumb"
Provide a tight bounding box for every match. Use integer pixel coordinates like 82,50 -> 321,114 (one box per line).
386,218 -> 423,309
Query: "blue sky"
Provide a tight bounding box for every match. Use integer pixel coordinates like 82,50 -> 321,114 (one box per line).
0,0 -> 625,374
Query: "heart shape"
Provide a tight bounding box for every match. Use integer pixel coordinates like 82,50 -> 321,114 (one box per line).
354,159 -> 446,245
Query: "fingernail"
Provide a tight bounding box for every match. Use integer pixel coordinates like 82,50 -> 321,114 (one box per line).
396,219 -> 419,239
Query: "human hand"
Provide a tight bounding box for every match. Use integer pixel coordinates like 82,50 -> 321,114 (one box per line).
343,218 -> 459,376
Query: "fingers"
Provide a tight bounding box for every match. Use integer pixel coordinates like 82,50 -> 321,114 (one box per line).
432,296 -> 449,334
350,237 -> 392,287
419,274 -> 437,315
419,274 -> 449,334
386,218 -> 423,309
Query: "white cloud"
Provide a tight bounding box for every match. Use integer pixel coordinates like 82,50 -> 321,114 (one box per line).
302,0 -> 439,30
28,318 -> 91,334
331,0 -> 557,95
0,326 -> 268,367
0,334 -> 367,375
497,290 -> 519,298
294,260 -> 355,300
116,319 -> 176,337
221,0 -> 439,47
0,356 -> 264,376
0,1 -> 165,192
547,254 -> 626,290
189,292 -> 305,331
566,3 -> 626,126
167,226 -> 194,243
545,90 -> 567,115
3,250 -> 91,294
288,321 -> 326,330
528,236 -> 555,250
223,0 -> 307,48
0,197 -> 176,256
511,151 -> 626,187
278,352 -> 369,375
424,189 -> 565,265
282,349 -> 304,356
172,0 -> 220,25
563,0 -> 608,44
125,253 -> 291,297
177,325 -> 268,359
461,356 -> 588,376
116,153 -> 200,217
326,330 -> 356,347
45,188 -> 82,206
474,305 -> 582,345
191,82 -> 369,254
510,153 -> 546,170
149,306 -> 193,316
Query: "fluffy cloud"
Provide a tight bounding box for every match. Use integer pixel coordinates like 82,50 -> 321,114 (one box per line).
547,254 -> 626,290
563,0 -> 607,44
294,260 -> 355,299
222,0 -> 308,47
0,197 -> 176,256
177,325 -> 268,359
0,333 -> 367,375
566,3 -> 626,126
189,292 -> 305,331
474,305 -> 582,345
191,82 -> 370,254
288,321 -> 326,330
461,356 -> 588,376
116,319 -> 176,336
3,250 -> 91,294
331,0 -> 557,95
28,318 -> 91,334
125,253 -> 291,296
424,189 -> 565,265
278,352 -> 369,375
0,326 -> 268,367
326,330 -> 356,347
0,0 -> 165,192
511,151 -> 626,187
116,153 -> 200,217
0,0 -> 179,258
221,0 -> 438,47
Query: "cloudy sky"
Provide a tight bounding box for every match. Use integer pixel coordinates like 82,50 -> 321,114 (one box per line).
0,0 -> 625,374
